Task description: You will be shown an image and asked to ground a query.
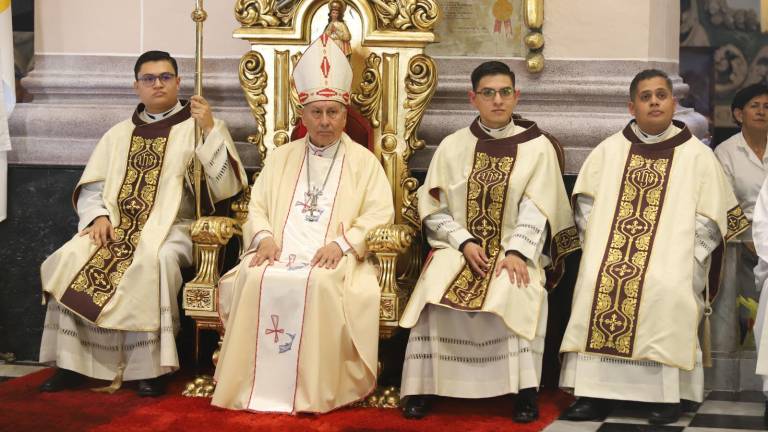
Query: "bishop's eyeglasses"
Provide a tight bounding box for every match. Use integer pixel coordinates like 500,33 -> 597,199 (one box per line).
137,73 -> 177,87
475,87 -> 516,101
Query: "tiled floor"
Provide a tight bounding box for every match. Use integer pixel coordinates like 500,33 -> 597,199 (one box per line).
545,392 -> 768,432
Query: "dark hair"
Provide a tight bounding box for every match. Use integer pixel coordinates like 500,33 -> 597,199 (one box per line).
471,61 -> 516,91
133,51 -> 178,80
629,69 -> 673,101
731,83 -> 768,125
757,57 -> 768,66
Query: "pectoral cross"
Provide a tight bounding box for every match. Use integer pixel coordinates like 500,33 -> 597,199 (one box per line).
295,186 -> 324,222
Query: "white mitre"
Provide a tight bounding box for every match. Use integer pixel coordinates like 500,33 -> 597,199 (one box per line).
293,34 -> 352,106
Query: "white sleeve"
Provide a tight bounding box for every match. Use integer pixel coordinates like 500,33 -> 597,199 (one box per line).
76,181 -> 109,232
246,231 -> 273,254
504,196 -> 548,262
422,190 -> 474,250
753,179 -> 768,291
695,214 -> 722,265
195,121 -> 243,202
574,194 -> 593,244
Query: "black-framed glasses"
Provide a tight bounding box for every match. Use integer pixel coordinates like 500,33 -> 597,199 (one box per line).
476,87 -> 515,100
137,73 -> 176,88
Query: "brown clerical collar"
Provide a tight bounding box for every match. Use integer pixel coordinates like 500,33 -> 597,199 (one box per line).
469,116 -> 541,146
622,119 -> 691,151
132,100 -> 192,134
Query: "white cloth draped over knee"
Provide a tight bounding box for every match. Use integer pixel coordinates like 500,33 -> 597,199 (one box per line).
559,194 -> 719,403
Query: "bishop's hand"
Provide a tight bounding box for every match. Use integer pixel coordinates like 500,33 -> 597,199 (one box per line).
250,237 -> 281,267
79,215 -> 116,248
311,242 -> 343,270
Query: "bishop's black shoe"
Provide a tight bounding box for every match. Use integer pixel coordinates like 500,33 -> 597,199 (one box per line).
513,388 -> 539,423
136,376 -> 166,397
648,402 -> 681,425
402,395 -> 432,419
561,397 -> 613,421
39,368 -> 86,392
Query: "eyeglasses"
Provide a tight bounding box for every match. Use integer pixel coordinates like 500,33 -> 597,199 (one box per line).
307,107 -> 344,120
137,73 -> 177,88
475,87 -> 515,100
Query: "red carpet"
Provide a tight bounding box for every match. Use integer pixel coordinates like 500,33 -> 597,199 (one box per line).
0,369 -> 573,431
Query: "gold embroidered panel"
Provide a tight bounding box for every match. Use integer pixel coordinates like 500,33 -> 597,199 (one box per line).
440,143 -> 517,310
585,146 -> 675,357
59,135 -> 169,322
726,205 -> 750,240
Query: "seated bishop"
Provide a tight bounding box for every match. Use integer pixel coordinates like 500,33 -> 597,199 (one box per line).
211,35 -> 395,414
38,50 -> 247,396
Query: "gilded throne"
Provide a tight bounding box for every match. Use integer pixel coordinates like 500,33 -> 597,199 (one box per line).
181,0 -> 440,400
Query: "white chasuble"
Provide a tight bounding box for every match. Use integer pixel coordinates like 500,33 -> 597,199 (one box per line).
247,146 -> 344,413
212,134 -> 394,414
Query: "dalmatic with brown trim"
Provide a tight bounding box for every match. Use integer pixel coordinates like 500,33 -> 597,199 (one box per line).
41,103 -> 246,331
400,118 -> 579,340
560,120 -> 749,370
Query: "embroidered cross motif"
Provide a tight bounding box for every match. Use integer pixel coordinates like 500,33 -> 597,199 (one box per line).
126,200 -> 142,212
615,263 -> 633,277
265,314 -> 284,343
624,220 -> 644,235
477,219 -> 494,237
113,244 -> 129,257
92,272 -> 107,287
602,313 -> 625,332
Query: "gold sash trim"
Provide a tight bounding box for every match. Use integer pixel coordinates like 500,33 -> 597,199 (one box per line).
585,146 -> 675,357
725,205 -> 749,240
545,225 -> 580,289
59,135 -> 169,322
440,145 -> 517,310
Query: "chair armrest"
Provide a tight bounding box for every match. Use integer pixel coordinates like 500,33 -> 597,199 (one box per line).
183,216 -> 242,315
366,223 -> 415,339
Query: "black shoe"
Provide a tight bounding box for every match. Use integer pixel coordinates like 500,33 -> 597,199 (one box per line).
513,388 -> 539,423
648,402 -> 681,425
561,397 -> 612,421
136,376 -> 166,397
402,395 -> 431,419
39,368 -> 86,392
680,399 -> 700,413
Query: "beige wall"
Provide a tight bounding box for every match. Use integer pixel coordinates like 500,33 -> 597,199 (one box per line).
545,0 -> 679,62
35,0 -> 247,57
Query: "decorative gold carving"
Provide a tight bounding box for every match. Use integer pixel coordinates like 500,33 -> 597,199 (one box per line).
184,287 -> 215,311
403,54 -> 437,162
441,150 -> 516,310
355,385 -> 401,408
274,50 -> 291,139
367,223 -> 415,338
382,53 -> 399,135
289,52 -> 302,126
182,375 -> 216,397
369,0 -> 440,32
524,0 -> 545,73
351,53 -> 382,128
587,151 -> 673,357
234,0 -> 295,28
239,50 -> 268,165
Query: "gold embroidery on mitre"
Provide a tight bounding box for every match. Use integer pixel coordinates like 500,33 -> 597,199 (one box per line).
61,135 -> 168,319
440,151 -> 516,310
586,151 -> 674,357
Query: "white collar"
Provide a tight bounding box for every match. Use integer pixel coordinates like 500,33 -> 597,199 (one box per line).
307,137 -> 341,158
140,100 -> 183,124
631,121 -> 678,144
479,118 -> 516,139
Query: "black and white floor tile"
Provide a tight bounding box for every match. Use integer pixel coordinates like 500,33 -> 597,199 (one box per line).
545,392 -> 768,432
